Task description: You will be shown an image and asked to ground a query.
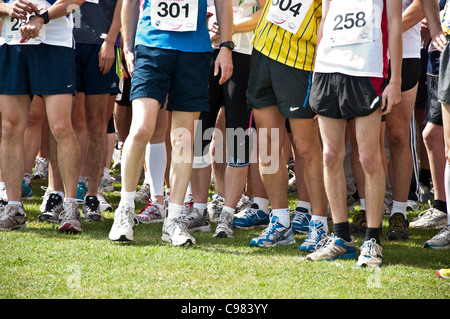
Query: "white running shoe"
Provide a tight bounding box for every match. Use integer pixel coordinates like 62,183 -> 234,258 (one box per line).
410,207 -> 447,229
356,238 -> 383,268
109,204 -> 136,242
161,217 -> 195,246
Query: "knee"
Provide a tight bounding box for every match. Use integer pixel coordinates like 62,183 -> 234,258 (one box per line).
323,146 -> 344,170
422,125 -> 443,149
50,121 -> 74,141
387,128 -> 409,151
358,151 -> 378,176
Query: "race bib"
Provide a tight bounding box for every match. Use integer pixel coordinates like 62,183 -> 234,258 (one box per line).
265,0 -> 313,34
4,0 -> 46,45
325,0 -> 374,47
151,0 -> 198,31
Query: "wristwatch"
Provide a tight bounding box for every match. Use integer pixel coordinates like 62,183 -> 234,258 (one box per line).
219,41 -> 235,51
35,9 -> 50,24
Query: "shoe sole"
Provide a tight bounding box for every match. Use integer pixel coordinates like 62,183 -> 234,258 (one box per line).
213,230 -> 234,238
0,224 -> 26,231
38,215 -> 59,224
110,234 -> 133,242
58,223 -> 82,233
306,251 -> 357,261
161,234 -> 195,246
250,238 -> 296,247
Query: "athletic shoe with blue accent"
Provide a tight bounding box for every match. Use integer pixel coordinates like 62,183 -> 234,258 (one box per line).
233,203 -> 269,229
423,225 -> 450,249
299,219 -> 327,252
21,181 -> 33,200
77,182 -> 88,202
291,207 -> 311,234
356,238 -> 383,268
249,216 -> 295,247
306,234 -> 357,261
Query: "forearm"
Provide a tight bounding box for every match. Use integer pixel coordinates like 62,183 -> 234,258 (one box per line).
402,0 -> 423,32
214,0 -> 233,42
232,11 -> 262,34
104,0 -> 122,45
420,0 -> 442,37
121,0 -> 139,52
46,0 -> 86,21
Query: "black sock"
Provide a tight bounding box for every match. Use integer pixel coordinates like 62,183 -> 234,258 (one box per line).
333,222 -> 351,242
419,169 -> 431,188
433,200 -> 447,214
364,227 -> 382,245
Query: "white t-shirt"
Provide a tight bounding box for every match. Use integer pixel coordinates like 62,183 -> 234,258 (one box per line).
1,0 -> 73,48
314,0 -> 388,78
401,0 -> 421,59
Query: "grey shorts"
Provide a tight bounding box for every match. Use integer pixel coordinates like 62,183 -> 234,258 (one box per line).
438,36 -> 450,105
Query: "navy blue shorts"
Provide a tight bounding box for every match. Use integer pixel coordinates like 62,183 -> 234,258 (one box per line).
0,44 -> 75,95
75,43 -> 120,95
130,45 -> 211,112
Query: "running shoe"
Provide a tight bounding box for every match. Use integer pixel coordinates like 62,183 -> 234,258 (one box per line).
436,268 -> 450,279
291,207 -> 311,234
356,238 -> 383,268
31,157 -> 48,179
162,217 -> 196,246
135,183 -> 151,204
213,211 -> 234,238
349,210 -> 367,236
0,204 -> 27,231
299,219 -> 328,252
97,191 -> 113,212
22,180 -> 33,200
423,225 -> 450,249
109,204 -> 136,242
58,200 -> 82,233
385,213 -> 409,240
233,203 -> 269,229
82,196 -> 105,222
235,194 -> 254,213
99,173 -> 114,192
306,235 -> 357,261
136,198 -> 167,223
249,216 -> 295,247
38,193 -> 64,223
207,193 -> 224,222
77,182 -> 88,202
184,207 -> 210,233
410,207 -> 447,229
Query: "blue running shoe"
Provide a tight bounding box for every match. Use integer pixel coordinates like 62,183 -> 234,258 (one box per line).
299,219 -> 328,252
306,235 -> 357,261
22,181 -> 33,200
250,216 -> 295,247
233,203 -> 270,229
77,182 -> 88,202
291,207 -> 311,234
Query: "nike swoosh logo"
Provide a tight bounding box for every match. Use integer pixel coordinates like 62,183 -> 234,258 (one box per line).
370,96 -> 380,109
290,106 -> 299,111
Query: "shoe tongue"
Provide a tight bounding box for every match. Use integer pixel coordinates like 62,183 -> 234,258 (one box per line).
296,206 -> 309,213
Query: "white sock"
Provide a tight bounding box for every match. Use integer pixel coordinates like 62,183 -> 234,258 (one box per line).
253,197 -> 269,213
360,198 -> 366,211
78,176 -> 88,185
168,203 -> 184,219
0,182 -> 7,200
148,142 -> 167,196
391,200 -> 407,218
193,202 -> 207,211
297,200 -> 311,212
223,205 -> 235,215
272,208 -> 290,227
119,191 -> 136,209
311,215 -> 329,233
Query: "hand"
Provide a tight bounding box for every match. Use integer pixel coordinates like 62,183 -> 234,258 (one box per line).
431,30 -> 448,52
214,47 -> 233,85
381,81 -> 401,115
123,47 -> 135,77
98,40 -> 116,75
19,15 -> 43,43
8,0 -> 38,20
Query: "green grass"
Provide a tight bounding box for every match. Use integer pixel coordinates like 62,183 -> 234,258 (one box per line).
0,178 -> 448,299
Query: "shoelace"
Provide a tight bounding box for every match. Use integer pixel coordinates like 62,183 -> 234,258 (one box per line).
60,202 -> 79,220
390,214 -> 406,230
117,209 -> 135,228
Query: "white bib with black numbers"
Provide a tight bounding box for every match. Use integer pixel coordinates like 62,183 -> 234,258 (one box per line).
150,0 -> 198,31
324,0 -> 374,47
265,0 -> 313,34
3,0 -> 46,45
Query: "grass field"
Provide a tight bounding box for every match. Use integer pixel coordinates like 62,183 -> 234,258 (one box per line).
0,177 -> 448,300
